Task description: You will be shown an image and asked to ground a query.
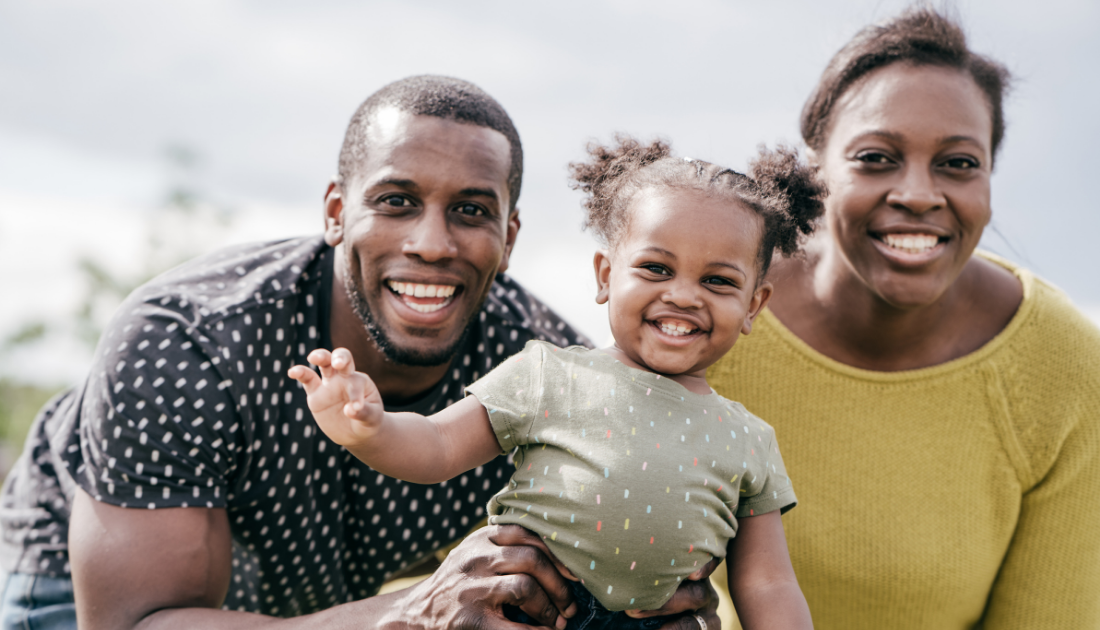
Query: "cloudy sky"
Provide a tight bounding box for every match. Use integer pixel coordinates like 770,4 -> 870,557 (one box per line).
1,0 -> 1097,384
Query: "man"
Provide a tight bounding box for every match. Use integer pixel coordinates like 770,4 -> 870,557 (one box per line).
0,76 -> 718,629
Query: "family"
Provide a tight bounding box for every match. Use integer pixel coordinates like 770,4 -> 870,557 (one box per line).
2,7 -> 1098,630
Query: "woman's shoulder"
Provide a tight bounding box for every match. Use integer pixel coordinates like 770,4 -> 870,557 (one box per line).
980,252 -> 1100,376
978,254 -> 1100,486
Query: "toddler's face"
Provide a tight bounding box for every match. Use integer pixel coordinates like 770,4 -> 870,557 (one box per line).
594,187 -> 772,379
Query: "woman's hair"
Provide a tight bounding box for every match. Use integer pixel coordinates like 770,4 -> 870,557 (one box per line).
801,5 -> 1012,159
569,134 -> 825,277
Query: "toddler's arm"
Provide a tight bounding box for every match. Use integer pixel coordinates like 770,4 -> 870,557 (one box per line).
726,510 -> 813,629
287,348 -> 501,484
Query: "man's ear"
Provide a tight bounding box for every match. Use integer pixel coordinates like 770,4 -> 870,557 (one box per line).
593,249 -> 612,305
741,280 -> 773,335
496,209 -> 521,274
323,180 -> 344,246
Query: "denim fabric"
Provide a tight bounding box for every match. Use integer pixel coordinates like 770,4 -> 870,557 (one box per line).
504,581 -> 669,630
0,574 -> 76,630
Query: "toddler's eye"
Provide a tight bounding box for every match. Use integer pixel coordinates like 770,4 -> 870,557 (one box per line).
641,264 -> 670,276
703,277 -> 732,287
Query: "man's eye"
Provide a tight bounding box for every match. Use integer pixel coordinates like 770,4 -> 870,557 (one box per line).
455,203 -> 486,217
943,156 -> 980,170
381,195 -> 412,207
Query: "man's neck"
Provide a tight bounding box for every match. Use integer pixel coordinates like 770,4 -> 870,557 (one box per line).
328,271 -> 452,406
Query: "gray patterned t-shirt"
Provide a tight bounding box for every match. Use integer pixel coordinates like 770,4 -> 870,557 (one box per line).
466,341 -> 797,611
0,236 -> 589,616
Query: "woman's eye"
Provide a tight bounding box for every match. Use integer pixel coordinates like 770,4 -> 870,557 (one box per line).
455,203 -> 486,217
855,151 -> 893,165
943,156 -> 980,170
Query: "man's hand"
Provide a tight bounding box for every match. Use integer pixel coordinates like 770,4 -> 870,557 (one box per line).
289,347 -> 384,449
390,525 -> 578,630
624,557 -> 723,630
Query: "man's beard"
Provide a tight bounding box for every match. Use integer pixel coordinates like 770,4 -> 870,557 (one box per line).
343,271 -> 473,367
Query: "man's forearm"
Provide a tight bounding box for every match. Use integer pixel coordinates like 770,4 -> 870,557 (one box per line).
135,590 -> 408,630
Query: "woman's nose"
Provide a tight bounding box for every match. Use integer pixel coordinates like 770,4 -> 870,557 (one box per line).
887,165 -> 945,215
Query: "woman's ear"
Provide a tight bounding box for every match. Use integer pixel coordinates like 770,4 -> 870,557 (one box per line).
804,146 -> 820,167
324,180 -> 344,246
593,249 -> 612,305
741,280 -> 773,336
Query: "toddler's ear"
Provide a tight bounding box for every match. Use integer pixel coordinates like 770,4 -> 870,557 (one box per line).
593,250 -> 612,305
741,280 -> 773,336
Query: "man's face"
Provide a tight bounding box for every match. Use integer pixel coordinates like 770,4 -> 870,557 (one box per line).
325,108 -> 518,366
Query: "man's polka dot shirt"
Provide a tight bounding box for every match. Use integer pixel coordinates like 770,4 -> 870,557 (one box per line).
0,236 -> 589,616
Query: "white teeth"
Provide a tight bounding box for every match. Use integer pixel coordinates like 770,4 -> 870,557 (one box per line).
386,281 -> 457,313
409,302 -> 445,313
387,281 -> 457,298
658,321 -> 697,336
883,233 -> 939,254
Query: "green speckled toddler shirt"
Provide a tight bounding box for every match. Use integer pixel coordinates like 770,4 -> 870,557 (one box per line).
465,341 -> 797,611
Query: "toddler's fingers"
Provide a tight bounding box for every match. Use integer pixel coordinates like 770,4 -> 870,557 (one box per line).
307,348 -> 339,380
331,348 -> 356,373
287,366 -> 321,394
307,348 -> 332,367
343,400 -> 371,421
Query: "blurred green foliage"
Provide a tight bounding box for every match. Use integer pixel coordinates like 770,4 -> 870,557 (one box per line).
0,144 -> 233,480
0,380 -> 61,445
0,379 -> 66,481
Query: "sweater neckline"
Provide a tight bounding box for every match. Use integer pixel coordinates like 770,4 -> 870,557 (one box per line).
757,251 -> 1035,383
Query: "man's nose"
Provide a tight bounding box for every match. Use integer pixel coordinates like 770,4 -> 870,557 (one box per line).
887,165 -> 945,215
402,207 -> 458,263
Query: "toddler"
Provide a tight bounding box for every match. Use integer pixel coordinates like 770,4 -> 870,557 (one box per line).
290,136 -> 823,629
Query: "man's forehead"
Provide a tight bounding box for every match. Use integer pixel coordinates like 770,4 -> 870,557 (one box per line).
351,107 -> 512,196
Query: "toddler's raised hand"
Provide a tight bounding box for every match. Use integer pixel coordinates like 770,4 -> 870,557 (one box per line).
288,348 -> 384,448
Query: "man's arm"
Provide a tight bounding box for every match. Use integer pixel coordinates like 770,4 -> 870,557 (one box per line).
70,491 -> 577,630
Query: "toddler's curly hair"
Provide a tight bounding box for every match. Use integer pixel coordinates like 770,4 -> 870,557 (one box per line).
569,134 -> 826,276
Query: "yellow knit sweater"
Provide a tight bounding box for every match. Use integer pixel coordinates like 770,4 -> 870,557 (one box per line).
708,257 -> 1100,629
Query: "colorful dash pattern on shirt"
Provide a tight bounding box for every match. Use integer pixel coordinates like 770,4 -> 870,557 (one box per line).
465,341 -> 796,611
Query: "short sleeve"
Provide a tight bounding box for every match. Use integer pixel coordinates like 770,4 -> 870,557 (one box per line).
736,428 -> 797,518
76,306 -> 239,510
464,340 -> 546,452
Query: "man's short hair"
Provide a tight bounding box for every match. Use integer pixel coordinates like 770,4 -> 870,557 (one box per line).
337,75 -> 524,210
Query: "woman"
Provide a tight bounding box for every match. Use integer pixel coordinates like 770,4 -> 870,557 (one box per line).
710,7 -> 1100,629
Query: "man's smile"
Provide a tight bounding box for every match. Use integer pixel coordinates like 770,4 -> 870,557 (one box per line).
386,280 -> 461,314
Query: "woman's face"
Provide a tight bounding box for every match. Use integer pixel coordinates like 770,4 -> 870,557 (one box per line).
814,63 -> 994,309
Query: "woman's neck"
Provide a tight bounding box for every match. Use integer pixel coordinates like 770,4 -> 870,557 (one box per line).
766,246 -> 1022,372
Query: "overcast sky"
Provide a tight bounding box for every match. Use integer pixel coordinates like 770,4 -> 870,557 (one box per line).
1,0 -> 1097,384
